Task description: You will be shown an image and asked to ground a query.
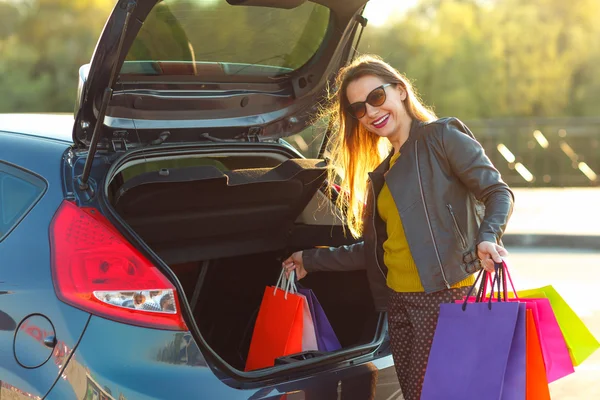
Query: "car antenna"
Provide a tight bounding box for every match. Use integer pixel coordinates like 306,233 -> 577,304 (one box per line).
78,0 -> 137,191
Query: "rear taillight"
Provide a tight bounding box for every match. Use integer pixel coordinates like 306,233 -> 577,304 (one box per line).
50,200 -> 187,331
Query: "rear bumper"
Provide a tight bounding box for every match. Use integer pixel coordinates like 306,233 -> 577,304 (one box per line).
45,316 -> 395,400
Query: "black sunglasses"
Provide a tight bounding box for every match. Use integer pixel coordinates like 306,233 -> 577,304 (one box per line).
346,83 -> 393,119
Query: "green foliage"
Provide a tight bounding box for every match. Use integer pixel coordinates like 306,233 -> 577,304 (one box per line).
0,0 -> 114,113
0,2 -> 20,39
357,0 -> 600,119
0,0 -> 599,119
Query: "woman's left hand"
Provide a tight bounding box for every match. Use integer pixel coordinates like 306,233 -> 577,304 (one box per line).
477,241 -> 509,273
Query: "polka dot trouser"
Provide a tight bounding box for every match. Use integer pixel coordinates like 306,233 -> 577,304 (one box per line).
387,286 -> 470,400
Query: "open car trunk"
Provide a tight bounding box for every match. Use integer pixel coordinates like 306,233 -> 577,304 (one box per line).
105,148 -> 381,372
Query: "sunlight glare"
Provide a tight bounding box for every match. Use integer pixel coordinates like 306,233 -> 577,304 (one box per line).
362,0 -> 418,27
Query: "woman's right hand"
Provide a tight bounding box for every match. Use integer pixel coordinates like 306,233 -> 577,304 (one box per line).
282,251 -> 307,280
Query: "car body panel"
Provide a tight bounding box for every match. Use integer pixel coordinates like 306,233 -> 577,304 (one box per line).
0,120 -> 398,398
0,114 -> 73,143
45,315 -> 391,400
0,130 -> 91,399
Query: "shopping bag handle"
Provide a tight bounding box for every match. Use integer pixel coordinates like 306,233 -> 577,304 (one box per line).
462,264 -> 500,311
476,266 -> 501,303
500,259 -> 519,299
463,269 -> 484,310
275,268 -> 298,299
479,260 -> 515,302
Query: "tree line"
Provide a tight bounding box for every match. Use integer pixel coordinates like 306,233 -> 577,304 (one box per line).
1,0 -> 599,120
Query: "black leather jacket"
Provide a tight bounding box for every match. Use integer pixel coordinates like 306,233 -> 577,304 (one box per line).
303,117 -> 514,311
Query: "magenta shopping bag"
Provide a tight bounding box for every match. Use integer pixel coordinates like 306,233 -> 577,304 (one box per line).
422,267 -> 526,400
502,262 -> 574,382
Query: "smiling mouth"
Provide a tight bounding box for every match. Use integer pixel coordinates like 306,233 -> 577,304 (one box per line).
372,114 -> 389,128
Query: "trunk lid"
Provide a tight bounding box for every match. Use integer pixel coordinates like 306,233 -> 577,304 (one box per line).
73,0 -> 369,149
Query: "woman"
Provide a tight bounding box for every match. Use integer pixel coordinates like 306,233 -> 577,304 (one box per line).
282,54 -> 514,399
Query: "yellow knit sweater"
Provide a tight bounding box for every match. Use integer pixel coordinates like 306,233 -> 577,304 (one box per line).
377,151 -> 475,292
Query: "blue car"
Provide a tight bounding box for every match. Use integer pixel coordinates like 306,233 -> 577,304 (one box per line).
0,1 -> 397,399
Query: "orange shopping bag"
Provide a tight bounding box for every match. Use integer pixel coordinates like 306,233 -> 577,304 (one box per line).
245,271 -> 304,371
526,309 -> 551,400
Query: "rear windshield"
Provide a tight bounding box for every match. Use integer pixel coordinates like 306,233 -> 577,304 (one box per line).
122,0 -> 330,77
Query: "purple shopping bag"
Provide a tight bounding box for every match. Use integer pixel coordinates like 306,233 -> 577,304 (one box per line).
502,302 -> 527,400
422,268 -> 526,400
297,286 -> 342,352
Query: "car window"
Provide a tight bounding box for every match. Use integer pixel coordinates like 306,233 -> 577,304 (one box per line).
122,0 -> 331,77
0,162 -> 46,241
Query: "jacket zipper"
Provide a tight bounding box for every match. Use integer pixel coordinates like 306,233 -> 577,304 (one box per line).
446,204 -> 468,249
369,180 -> 387,281
415,140 -> 451,289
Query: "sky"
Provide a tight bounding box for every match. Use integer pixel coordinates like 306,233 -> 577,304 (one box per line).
362,0 -> 419,27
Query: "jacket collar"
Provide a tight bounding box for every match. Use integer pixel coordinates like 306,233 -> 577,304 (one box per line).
371,118 -> 425,175
401,117 -> 426,151
372,151 -> 393,176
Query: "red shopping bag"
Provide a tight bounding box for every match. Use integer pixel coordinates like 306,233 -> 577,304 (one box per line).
526,309 -> 551,400
245,275 -> 305,371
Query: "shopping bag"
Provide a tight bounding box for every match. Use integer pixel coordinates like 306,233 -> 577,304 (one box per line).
512,299 -> 573,381
526,309 -> 551,400
503,302 -> 527,400
470,261 -> 575,382
245,271 -> 305,371
422,267 -> 526,400
297,292 -> 319,352
462,265 -> 527,400
297,284 -> 342,352
519,284 -> 600,366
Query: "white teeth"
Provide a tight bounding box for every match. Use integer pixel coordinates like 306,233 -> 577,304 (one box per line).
373,114 -> 389,125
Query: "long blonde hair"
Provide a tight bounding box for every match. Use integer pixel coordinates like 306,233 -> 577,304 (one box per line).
323,54 -> 437,238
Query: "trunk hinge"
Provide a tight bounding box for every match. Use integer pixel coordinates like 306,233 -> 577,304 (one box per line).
245,127 -> 262,143
111,130 -> 130,152
77,0 -> 137,191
